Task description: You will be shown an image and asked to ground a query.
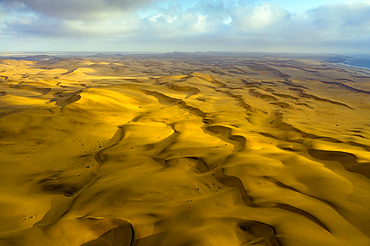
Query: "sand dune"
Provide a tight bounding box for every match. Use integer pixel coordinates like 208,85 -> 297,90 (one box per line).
0,55 -> 370,246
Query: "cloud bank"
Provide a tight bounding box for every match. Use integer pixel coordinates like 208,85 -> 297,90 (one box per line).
1,0 -> 370,53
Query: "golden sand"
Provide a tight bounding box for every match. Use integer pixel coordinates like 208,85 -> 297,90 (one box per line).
0,55 -> 370,245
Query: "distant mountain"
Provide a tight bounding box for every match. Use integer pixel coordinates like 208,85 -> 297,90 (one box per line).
87,53 -> 124,59
0,55 -> 60,61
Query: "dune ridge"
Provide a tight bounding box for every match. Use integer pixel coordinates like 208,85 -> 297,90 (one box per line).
0,55 -> 370,245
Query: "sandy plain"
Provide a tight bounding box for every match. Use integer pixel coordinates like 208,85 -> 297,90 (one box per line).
0,54 -> 370,246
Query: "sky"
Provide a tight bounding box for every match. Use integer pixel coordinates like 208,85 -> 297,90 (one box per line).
0,0 -> 370,54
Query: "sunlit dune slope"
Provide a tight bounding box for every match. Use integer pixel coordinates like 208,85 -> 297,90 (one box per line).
0,56 -> 370,246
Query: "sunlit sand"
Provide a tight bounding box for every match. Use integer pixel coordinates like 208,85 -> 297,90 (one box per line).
0,54 -> 370,245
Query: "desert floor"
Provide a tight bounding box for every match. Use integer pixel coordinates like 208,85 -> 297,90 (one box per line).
0,54 -> 370,246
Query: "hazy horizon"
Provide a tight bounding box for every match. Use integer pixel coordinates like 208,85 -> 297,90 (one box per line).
1,50 -> 370,57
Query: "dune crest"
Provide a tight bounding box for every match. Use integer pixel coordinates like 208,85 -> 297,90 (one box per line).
0,55 -> 370,245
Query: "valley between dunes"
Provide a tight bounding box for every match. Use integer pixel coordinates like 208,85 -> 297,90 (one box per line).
0,54 -> 370,246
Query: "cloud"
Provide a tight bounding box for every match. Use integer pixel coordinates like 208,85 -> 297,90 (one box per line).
0,0 -> 147,37
304,0 -> 370,38
140,2 -> 231,37
1,0 -> 370,54
0,0 -> 164,20
232,2 -> 290,30
142,12 -> 206,36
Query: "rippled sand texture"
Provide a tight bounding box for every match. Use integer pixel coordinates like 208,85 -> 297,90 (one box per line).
1,55 -> 370,246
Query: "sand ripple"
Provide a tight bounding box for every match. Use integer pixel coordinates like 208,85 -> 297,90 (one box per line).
0,55 -> 370,245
